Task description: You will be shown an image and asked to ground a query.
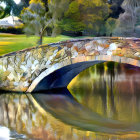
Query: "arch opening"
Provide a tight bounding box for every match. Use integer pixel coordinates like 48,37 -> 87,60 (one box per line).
32,61 -> 105,92
28,55 -> 140,93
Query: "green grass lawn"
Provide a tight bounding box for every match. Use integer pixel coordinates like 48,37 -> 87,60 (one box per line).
0,34 -> 75,56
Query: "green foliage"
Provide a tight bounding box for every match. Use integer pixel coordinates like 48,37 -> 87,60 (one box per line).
21,0 -> 47,35
60,0 -> 110,36
48,0 -> 70,36
0,26 -> 23,34
59,1 -> 85,32
0,0 -> 25,17
0,6 -> 4,18
21,0 -> 69,45
60,19 -> 86,32
21,0 -> 52,45
105,18 -> 116,36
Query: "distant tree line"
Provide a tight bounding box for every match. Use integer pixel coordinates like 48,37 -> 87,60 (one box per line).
1,0 -> 140,40
114,0 -> 140,37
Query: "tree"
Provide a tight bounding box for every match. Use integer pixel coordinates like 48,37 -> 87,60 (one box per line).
59,1 -> 86,34
108,0 -> 124,18
0,6 -> 4,18
59,0 -> 110,36
0,0 -> 24,17
21,0 -> 30,7
0,0 -> 13,18
21,0 -> 51,46
122,0 -> 140,10
21,0 -> 68,45
105,18 -> 116,36
113,0 -> 140,36
48,0 -> 70,36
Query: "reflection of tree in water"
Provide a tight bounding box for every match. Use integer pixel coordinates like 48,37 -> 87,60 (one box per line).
0,92 -> 140,139
0,94 -> 72,140
0,95 -> 36,133
68,62 -> 140,122
0,93 -> 123,140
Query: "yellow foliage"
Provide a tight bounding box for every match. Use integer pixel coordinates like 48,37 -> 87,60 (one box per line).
29,0 -> 42,4
77,0 -> 106,7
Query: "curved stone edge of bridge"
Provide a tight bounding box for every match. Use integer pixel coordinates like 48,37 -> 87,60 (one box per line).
0,37 -> 140,58
0,37 -> 140,92
27,55 -> 140,93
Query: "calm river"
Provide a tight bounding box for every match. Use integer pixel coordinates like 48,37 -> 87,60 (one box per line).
0,62 -> 140,140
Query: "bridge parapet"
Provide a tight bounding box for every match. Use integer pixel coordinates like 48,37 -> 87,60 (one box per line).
0,37 -> 140,92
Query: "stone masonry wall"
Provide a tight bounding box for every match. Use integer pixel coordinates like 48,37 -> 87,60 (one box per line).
0,37 -> 140,92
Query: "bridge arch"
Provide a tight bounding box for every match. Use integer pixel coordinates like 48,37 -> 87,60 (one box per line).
27,55 -> 140,92
0,37 -> 140,92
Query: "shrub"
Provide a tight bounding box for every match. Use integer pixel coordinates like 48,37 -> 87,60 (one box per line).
0,26 -> 23,34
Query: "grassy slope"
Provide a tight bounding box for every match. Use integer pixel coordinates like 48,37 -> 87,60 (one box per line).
0,34 -> 74,56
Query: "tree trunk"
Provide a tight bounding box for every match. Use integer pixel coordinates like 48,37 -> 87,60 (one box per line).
36,31 -> 43,47
38,34 -> 43,46
36,20 -> 52,47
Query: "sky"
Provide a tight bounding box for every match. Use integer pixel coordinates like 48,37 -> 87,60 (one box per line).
0,0 -> 21,8
14,0 -> 21,4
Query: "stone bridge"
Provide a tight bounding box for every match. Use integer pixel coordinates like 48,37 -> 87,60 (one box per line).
0,37 -> 140,92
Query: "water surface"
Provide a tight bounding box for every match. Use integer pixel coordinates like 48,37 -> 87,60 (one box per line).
0,62 -> 140,140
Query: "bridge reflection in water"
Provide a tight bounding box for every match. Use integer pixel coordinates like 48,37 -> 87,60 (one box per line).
0,62 -> 140,140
